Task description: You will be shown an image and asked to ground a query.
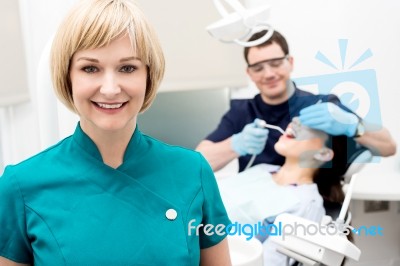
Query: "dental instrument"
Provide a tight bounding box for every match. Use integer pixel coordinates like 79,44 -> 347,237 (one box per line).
206,0 -> 274,47
245,100 -> 321,170
255,119 -> 285,135
244,119 -> 284,170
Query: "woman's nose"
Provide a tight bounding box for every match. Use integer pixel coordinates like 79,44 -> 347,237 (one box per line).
100,73 -> 121,96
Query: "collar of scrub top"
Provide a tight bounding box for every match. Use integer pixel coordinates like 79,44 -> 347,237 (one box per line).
206,0 -> 274,47
72,122 -> 145,166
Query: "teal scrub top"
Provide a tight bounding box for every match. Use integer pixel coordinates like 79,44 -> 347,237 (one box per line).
0,124 -> 231,265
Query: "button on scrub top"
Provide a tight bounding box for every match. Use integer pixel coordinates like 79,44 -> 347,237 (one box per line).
0,123 -> 231,265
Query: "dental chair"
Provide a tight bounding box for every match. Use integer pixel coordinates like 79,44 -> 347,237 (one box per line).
271,145 -> 374,266
216,141 -> 372,266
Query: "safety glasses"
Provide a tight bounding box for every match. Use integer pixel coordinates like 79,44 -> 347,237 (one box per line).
247,55 -> 289,75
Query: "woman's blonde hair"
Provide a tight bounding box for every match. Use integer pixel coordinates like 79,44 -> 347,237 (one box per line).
50,0 -> 165,113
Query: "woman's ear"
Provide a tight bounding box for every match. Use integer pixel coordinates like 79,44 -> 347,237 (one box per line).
314,148 -> 334,162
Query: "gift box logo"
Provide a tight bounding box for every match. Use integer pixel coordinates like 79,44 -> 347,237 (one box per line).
294,39 -> 382,126
293,39 -> 381,163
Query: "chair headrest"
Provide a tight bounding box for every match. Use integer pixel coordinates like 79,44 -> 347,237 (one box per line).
343,148 -> 373,183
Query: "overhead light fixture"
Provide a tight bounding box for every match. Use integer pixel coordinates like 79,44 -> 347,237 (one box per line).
206,0 -> 273,47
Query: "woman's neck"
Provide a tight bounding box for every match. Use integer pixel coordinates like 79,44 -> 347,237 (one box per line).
82,123 -> 135,168
273,157 -> 316,186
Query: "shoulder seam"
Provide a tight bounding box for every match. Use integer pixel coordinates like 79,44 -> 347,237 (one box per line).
24,205 -> 67,264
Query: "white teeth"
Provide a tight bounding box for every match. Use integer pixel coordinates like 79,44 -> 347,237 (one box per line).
96,103 -> 123,109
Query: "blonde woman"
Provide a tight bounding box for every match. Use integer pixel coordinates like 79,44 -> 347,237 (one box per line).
0,1 -> 231,265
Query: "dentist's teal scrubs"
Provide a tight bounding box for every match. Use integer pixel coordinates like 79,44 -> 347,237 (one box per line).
0,124 -> 230,265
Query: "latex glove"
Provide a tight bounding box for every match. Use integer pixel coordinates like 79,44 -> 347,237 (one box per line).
299,102 -> 358,137
231,118 -> 269,156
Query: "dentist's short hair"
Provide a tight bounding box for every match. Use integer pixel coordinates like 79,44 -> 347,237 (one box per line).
243,29 -> 289,64
50,0 -> 165,113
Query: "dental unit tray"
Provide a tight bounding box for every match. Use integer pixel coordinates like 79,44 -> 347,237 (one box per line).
271,213 -> 361,266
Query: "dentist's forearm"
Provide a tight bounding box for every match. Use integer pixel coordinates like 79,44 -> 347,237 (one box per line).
355,127 -> 397,157
196,138 -> 239,171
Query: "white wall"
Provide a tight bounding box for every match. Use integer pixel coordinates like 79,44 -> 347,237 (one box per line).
0,1 -> 29,106
136,0 -> 247,91
0,0 -> 79,172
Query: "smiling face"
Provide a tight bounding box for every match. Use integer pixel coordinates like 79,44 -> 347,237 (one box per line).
69,34 -> 147,136
246,42 -> 293,105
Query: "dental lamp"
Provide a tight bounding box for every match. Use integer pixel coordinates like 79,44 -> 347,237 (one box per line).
206,0 -> 274,47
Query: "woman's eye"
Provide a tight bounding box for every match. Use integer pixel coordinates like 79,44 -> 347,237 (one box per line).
82,66 -> 98,73
120,65 -> 137,73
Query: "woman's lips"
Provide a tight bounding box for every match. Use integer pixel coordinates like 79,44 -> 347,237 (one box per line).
92,101 -> 128,113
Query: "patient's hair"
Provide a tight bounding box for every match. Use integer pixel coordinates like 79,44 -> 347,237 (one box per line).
314,135 -> 358,247
243,29 -> 289,64
313,135 -> 348,204
51,0 -> 165,113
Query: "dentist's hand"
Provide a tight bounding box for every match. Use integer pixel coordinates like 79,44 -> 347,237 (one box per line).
299,102 -> 358,137
231,119 -> 269,156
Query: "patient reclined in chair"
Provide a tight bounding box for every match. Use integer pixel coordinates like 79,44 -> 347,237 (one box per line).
217,120 -> 369,265
218,163 -> 326,265
218,163 -> 325,231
